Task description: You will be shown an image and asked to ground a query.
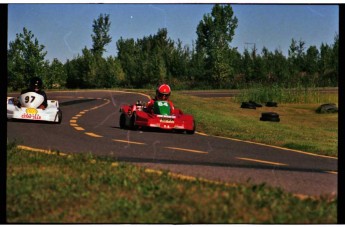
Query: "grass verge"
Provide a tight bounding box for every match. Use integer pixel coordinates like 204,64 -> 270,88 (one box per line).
172,91 -> 338,157
7,143 -> 337,223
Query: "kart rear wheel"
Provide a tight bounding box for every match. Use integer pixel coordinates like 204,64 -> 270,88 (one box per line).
119,113 -> 126,129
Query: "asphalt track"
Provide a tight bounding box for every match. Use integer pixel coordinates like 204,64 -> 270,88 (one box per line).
7,90 -> 338,197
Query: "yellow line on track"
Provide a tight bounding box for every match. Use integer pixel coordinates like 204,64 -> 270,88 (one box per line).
210,135 -> 337,160
325,171 -> 338,175
69,119 -> 77,123
70,123 -> 78,127
112,139 -> 146,145
85,132 -> 103,138
110,90 -> 151,100
17,145 -> 69,156
196,132 -> 208,136
74,127 -> 85,131
144,169 -> 238,187
237,157 -> 288,166
165,146 -> 208,154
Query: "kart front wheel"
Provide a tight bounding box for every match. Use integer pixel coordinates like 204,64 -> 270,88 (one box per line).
55,110 -> 62,124
130,113 -> 138,130
186,120 -> 195,134
119,113 -> 126,129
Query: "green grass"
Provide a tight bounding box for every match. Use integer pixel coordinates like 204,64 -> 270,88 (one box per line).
234,85 -> 338,104
7,143 -> 337,223
172,91 -> 338,157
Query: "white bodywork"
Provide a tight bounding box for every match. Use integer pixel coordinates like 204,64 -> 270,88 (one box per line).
7,92 -> 62,123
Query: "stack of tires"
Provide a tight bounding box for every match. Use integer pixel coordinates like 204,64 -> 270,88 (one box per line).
240,100 -> 280,122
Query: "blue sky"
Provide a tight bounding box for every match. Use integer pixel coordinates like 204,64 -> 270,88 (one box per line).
8,4 -> 339,63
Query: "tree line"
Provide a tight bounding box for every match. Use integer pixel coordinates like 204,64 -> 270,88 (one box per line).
8,5 -> 338,91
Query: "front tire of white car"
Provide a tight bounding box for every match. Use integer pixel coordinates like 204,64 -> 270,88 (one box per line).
55,110 -> 62,124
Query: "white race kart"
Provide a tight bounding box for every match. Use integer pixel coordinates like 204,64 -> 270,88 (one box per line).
7,92 -> 62,124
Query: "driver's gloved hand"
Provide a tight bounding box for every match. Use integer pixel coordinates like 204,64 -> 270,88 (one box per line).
38,104 -> 46,110
13,98 -> 21,108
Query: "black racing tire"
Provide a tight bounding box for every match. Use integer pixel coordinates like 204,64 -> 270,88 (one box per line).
186,120 -> 196,135
241,102 -> 256,109
55,110 -> 62,124
130,113 -> 138,130
260,112 -> 280,122
260,117 -> 280,122
261,112 -> 279,118
249,101 -> 262,107
119,113 -> 126,129
316,103 -> 338,113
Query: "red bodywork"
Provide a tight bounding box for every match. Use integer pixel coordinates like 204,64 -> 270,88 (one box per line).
119,102 -> 195,134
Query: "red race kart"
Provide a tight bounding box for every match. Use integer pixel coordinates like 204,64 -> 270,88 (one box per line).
119,100 -> 195,134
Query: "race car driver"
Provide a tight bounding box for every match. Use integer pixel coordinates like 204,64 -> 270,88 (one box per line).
146,84 -> 175,114
16,77 -> 48,109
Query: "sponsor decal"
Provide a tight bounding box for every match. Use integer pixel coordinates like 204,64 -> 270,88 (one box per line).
160,118 -> 174,123
21,108 -> 41,120
26,108 -> 38,115
159,115 -> 175,123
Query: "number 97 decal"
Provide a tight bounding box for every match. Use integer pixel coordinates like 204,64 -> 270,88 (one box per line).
24,96 -> 36,103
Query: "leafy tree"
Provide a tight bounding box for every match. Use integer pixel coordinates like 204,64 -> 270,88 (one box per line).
227,48 -> 242,88
330,33 -> 339,86
272,49 -> 289,85
168,39 -> 192,88
117,29 -> 176,88
196,4 -> 238,88
305,46 -> 319,76
65,48 -> 94,89
65,57 -> 84,88
104,56 -> 125,87
116,38 -> 140,87
241,48 -> 254,83
317,34 -> 338,87
46,58 -> 67,88
260,47 -> 273,82
8,27 -> 47,90
79,47 -> 95,88
288,38 -> 306,86
189,42 -> 206,88
91,14 -> 112,57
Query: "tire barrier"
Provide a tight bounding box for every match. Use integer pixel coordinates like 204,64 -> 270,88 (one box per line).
249,101 -> 262,107
241,102 -> 257,109
316,103 -> 338,114
260,112 -> 280,122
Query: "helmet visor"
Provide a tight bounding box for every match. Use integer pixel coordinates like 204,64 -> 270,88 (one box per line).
157,93 -> 169,100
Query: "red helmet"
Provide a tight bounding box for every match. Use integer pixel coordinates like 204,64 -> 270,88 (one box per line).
156,84 -> 171,100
